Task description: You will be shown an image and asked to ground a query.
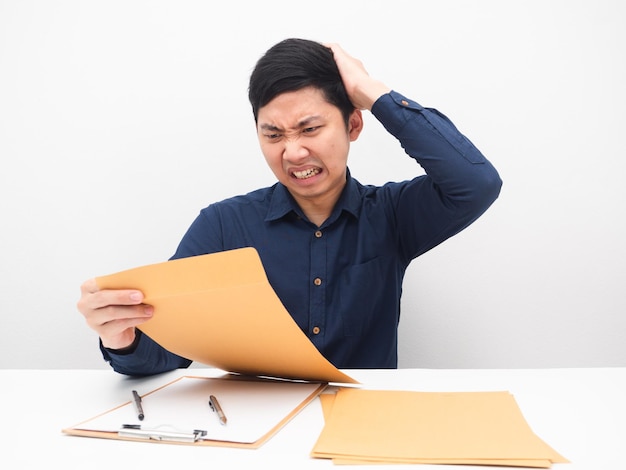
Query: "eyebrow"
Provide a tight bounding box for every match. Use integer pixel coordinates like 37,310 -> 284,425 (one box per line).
259,116 -> 322,132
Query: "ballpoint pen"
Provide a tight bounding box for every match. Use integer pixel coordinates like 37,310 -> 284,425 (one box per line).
209,395 -> 227,425
132,390 -> 144,421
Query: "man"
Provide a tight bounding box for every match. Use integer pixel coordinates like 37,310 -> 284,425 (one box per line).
77,38 -> 502,376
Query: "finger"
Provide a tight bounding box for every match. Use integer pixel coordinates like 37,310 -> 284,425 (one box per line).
79,287 -> 146,313
98,315 -> 152,339
323,42 -> 344,54
80,278 -> 100,295
86,304 -> 153,330
80,278 -> 145,303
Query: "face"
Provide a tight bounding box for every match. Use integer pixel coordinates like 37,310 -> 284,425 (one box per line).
256,86 -> 363,214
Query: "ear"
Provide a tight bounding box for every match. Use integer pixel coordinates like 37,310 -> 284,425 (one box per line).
347,109 -> 364,142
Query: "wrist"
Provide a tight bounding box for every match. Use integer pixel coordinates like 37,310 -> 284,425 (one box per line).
102,329 -> 139,352
354,80 -> 391,110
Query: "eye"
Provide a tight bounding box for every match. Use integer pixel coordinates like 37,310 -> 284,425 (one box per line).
302,126 -> 320,134
264,133 -> 282,141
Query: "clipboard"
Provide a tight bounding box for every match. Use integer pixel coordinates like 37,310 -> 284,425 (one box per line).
63,374 -> 326,448
95,247 -> 357,385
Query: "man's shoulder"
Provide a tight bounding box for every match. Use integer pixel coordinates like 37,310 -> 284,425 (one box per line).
351,175 -> 424,198
211,184 -> 277,207
196,185 -> 280,222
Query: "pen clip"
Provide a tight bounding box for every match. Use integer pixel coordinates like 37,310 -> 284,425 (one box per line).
132,390 -> 144,421
119,424 -> 207,443
209,395 -> 227,425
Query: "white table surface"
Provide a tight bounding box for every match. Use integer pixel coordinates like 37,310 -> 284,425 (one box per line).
1,367 -> 624,469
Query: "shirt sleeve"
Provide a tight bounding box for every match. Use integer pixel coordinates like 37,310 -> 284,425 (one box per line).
371,91 -> 502,262
99,330 -> 192,376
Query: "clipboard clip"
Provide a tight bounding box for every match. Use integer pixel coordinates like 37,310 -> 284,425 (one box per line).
119,424 -> 207,443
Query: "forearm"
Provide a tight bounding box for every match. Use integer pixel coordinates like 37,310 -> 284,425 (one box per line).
371,91 -> 501,261
372,91 -> 502,212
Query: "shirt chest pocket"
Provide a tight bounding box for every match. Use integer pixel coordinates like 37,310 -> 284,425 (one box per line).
337,256 -> 394,337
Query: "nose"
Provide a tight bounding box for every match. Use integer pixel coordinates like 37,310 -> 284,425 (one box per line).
282,137 -> 309,162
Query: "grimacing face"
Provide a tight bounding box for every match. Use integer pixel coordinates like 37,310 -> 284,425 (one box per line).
256,86 -> 363,217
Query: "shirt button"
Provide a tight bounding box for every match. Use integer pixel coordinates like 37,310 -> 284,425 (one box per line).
401,100 -> 409,106
313,277 -> 322,286
312,326 -> 321,335
314,230 -> 323,238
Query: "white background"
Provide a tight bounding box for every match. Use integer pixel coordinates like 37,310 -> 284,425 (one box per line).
1,0 -> 624,369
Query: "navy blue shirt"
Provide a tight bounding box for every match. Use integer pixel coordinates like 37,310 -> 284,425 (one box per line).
101,91 -> 502,375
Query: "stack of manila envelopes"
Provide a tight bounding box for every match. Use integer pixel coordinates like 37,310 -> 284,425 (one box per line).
312,389 -> 568,467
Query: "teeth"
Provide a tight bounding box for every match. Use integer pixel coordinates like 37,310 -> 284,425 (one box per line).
293,168 -> 320,179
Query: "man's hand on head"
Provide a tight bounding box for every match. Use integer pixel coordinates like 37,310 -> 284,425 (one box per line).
325,43 -> 391,111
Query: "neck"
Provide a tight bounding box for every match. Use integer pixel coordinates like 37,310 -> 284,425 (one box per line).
293,184 -> 344,228
303,208 -> 331,227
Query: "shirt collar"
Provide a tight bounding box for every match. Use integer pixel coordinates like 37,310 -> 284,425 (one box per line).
265,169 -> 361,223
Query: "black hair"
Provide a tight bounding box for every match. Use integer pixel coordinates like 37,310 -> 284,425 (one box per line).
248,38 -> 354,125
